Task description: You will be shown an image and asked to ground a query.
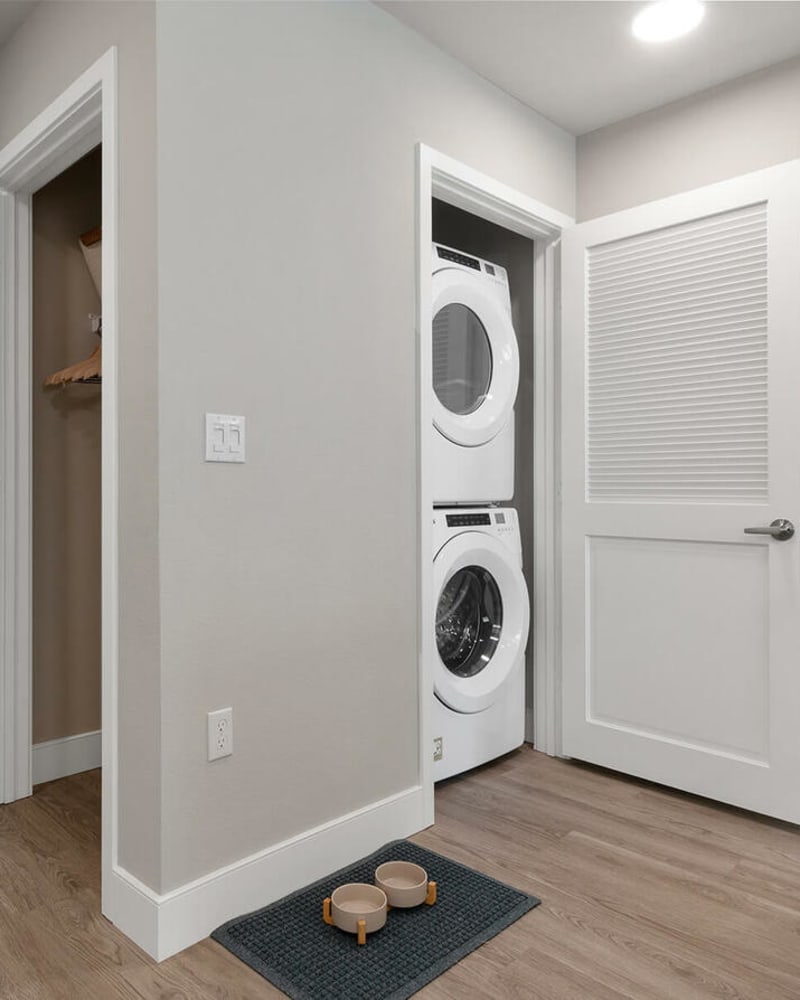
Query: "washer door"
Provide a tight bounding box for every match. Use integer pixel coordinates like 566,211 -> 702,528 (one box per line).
433,531 -> 529,714
431,268 -> 519,447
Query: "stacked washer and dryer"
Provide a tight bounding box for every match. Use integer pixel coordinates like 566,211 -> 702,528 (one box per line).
431,243 -> 530,782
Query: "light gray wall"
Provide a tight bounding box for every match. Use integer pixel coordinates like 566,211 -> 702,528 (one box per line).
0,1 -> 161,889
577,56 -> 800,221
156,0 -> 574,889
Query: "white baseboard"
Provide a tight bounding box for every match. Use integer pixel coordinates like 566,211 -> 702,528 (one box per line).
106,783 -> 426,961
104,863 -> 160,959
32,729 -> 102,785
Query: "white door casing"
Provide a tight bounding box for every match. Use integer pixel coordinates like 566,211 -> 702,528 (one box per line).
417,143 -> 573,825
561,161 -> 800,824
0,48 -> 130,939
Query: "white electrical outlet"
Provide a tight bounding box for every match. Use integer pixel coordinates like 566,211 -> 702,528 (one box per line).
433,736 -> 443,762
207,707 -> 233,761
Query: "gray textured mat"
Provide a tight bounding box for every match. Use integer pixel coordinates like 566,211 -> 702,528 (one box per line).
211,839 -> 540,1000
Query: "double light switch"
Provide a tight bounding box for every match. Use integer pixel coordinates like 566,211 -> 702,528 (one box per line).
205,413 -> 246,463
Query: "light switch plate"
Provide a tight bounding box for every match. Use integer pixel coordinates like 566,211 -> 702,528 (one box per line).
205,414 -> 245,463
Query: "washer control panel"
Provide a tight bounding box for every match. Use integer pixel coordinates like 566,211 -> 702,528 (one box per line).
445,512 -> 492,527
433,508 -> 522,563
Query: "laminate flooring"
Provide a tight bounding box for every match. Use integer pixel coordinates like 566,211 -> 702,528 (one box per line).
2,748 -> 799,998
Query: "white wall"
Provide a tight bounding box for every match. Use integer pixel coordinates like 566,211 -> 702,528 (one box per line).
577,56 -> 800,221
0,0 -> 161,889
156,0 -> 574,890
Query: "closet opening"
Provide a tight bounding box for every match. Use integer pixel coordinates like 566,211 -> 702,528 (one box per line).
430,199 -> 536,788
31,145 -> 102,816
417,145 -> 568,824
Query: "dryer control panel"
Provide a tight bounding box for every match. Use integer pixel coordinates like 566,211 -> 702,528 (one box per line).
436,246 -> 481,270
433,242 -> 509,289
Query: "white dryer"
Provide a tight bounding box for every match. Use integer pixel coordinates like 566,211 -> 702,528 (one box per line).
431,243 -> 519,505
432,507 -> 529,781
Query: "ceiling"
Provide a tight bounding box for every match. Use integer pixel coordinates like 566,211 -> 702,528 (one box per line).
0,0 -> 35,50
1,2 -> 797,136
377,1 -> 800,135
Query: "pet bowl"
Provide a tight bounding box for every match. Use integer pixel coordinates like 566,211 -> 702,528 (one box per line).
323,883 -> 387,944
375,861 -> 436,908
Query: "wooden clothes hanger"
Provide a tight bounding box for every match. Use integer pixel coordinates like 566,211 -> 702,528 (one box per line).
44,342 -> 101,387
43,226 -> 102,388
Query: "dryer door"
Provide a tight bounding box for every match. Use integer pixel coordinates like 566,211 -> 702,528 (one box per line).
431,268 -> 519,447
433,531 -> 529,714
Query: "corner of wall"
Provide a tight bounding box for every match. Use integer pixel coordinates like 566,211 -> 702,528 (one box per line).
108,783 -> 425,961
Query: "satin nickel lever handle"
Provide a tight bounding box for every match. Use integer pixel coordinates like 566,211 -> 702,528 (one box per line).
744,518 -> 795,541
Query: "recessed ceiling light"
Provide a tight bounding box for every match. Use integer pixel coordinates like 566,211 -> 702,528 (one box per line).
632,0 -> 705,42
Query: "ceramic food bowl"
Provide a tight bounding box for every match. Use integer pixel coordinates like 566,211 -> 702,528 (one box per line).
323,883 -> 387,944
375,861 -> 437,908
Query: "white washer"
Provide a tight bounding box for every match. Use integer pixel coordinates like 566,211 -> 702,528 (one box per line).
432,507 -> 529,781
431,243 -> 519,505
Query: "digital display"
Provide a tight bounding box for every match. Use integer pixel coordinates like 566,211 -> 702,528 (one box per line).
436,247 -> 480,271
446,513 -> 492,527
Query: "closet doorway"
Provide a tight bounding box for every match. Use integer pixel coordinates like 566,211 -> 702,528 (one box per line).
31,146 -> 102,792
0,50 -> 119,930
415,145 -> 570,822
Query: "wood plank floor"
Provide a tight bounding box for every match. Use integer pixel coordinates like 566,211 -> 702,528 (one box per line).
2,748 -> 799,998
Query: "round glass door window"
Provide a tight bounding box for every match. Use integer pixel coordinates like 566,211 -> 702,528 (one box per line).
432,304 -> 493,416
436,566 -> 503,678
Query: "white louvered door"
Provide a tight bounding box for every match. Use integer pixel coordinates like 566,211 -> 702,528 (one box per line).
561,162 -> 800,823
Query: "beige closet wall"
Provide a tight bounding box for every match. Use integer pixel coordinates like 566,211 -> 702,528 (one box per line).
32,147 -> 102,745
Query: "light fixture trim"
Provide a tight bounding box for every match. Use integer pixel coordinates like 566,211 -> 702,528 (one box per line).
632,0 -> 705,43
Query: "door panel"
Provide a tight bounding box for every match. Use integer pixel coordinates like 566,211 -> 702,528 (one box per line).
561,162 -> 800,823
587,535 -> 769,762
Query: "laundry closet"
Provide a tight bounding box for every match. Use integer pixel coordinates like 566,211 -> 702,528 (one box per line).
31,146 -> 102,789
430,198 -> 536,777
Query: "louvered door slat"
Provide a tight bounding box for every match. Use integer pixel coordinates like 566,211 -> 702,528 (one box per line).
590,338 -> 765,368
586,204 -> 765,268
589,254 -> 767,297
587,203 -> 767,502
588,235 -> 767,280
590,300 -> 766,336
